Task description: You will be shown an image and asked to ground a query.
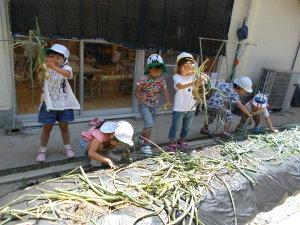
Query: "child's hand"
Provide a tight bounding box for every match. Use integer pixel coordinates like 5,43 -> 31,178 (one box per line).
45,58 -> 57,70
108,160 -> 117,169
138,95 -> 147,103
200,73 -> 208,84
163,102 -> 172,110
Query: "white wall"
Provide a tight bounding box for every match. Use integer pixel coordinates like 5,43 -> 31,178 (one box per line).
0,0 -> 13,110
222,0 -> 300,84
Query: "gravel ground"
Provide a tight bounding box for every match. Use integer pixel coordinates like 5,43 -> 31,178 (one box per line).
248,192 -> 300,225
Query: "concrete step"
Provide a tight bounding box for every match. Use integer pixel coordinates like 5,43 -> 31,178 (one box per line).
0,160 -> 90,185
0,137 -> 217,186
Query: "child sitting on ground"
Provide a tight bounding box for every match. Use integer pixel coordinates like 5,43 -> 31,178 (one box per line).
134,54 -> 171,155
81,121 -> 134,169
200,76 -> 253,139
236,93 -> 278,133
168,52 -> 207,152
36,44 -> 80,162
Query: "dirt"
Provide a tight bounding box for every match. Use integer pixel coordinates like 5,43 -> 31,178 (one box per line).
248,192 -> 300,225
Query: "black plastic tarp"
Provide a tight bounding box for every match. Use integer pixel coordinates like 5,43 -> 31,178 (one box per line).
9,0 -> 234,55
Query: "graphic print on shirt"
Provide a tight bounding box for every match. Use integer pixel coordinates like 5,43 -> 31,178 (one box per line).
47,70 -> 68,102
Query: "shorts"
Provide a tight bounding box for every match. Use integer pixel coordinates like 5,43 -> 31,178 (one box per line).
207,108 -> 234,125
38,102 -> 74,125
138,103 -> 157,129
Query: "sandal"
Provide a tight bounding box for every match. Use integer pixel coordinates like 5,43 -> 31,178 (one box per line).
200,128 -> 213,136
220,132 -> 232,140
167,144 -> 177,153
177,142 -> 191,152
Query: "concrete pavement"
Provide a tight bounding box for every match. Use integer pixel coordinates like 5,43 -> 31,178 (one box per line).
0,107 -> 300,177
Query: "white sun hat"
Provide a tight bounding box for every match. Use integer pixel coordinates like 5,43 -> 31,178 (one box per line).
100,121 -> 118,133
234,76 -> 253,93
46,44 -> 70,62
114,121 -> 134,146
176,52 -> 194,63
252,93 -> 268,108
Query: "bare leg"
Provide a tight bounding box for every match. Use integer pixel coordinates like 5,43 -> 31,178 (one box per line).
41,124 -> 54,147
142,128 -> 151,145
202,121 -> 209,130
253,115 -> 261,127
223,123 -> 230,133
59,122 -> 70,145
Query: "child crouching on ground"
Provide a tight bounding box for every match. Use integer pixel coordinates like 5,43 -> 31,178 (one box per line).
200,76 -> 253,139
168,52 -> 207,152
134,54 -> 171,155
237,93 -> 278,133
81,121 -> 134,169
36,44 -> 80,162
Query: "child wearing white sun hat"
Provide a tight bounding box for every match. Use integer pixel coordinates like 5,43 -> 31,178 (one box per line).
81,120 -> 134,168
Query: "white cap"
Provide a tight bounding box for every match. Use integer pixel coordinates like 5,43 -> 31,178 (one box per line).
114,121 -> 134,146
100,121 -> 134,146
177,52 -> 194,63
234,76 -> 253,93
100,121 -> 118,133
147,54 -> 164,65
252,93 -> 268,108
48,44 -> 70,61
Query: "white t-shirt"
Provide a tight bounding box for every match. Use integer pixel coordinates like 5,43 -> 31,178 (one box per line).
173,74 -> 196,112
245,101 -> 269,117
43,65 -> 80,111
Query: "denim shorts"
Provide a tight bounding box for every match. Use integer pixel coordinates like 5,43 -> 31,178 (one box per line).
138,103 -> 157,129
38,102 -> 74,125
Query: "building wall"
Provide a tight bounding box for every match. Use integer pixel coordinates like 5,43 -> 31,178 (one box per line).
0,0 -> 14,125
223,0 -> 300,84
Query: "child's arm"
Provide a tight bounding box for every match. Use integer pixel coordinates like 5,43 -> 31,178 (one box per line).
46,58 -> 72,78
176,74 -> 207,90
134,85 -> 147,103
265,117 -> 278,133
162,86 -> 171,104
176,81 -> 196,89
87,139 -> 116,169
236,101 -> 252,118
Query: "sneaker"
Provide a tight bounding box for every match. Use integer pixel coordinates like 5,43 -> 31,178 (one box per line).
250,126 -> 264,134
200,128 -> 213,136
64,148 -> 76,159
140,146 -> 153,155
36,149 -> 46,162
167,144 -> 177,153
103,151 -> 122,163
177,142 -> 191,152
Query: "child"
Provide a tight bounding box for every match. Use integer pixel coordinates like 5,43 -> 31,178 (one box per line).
168,52 -> 206,152
81,121 -> 134,169
134,54 -> 171,155
237,93 -> 278,133
36,44 -> 80,162
200,76 -> 253,139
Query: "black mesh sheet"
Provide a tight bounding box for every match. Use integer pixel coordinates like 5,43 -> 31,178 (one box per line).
10,0 -> 234,55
